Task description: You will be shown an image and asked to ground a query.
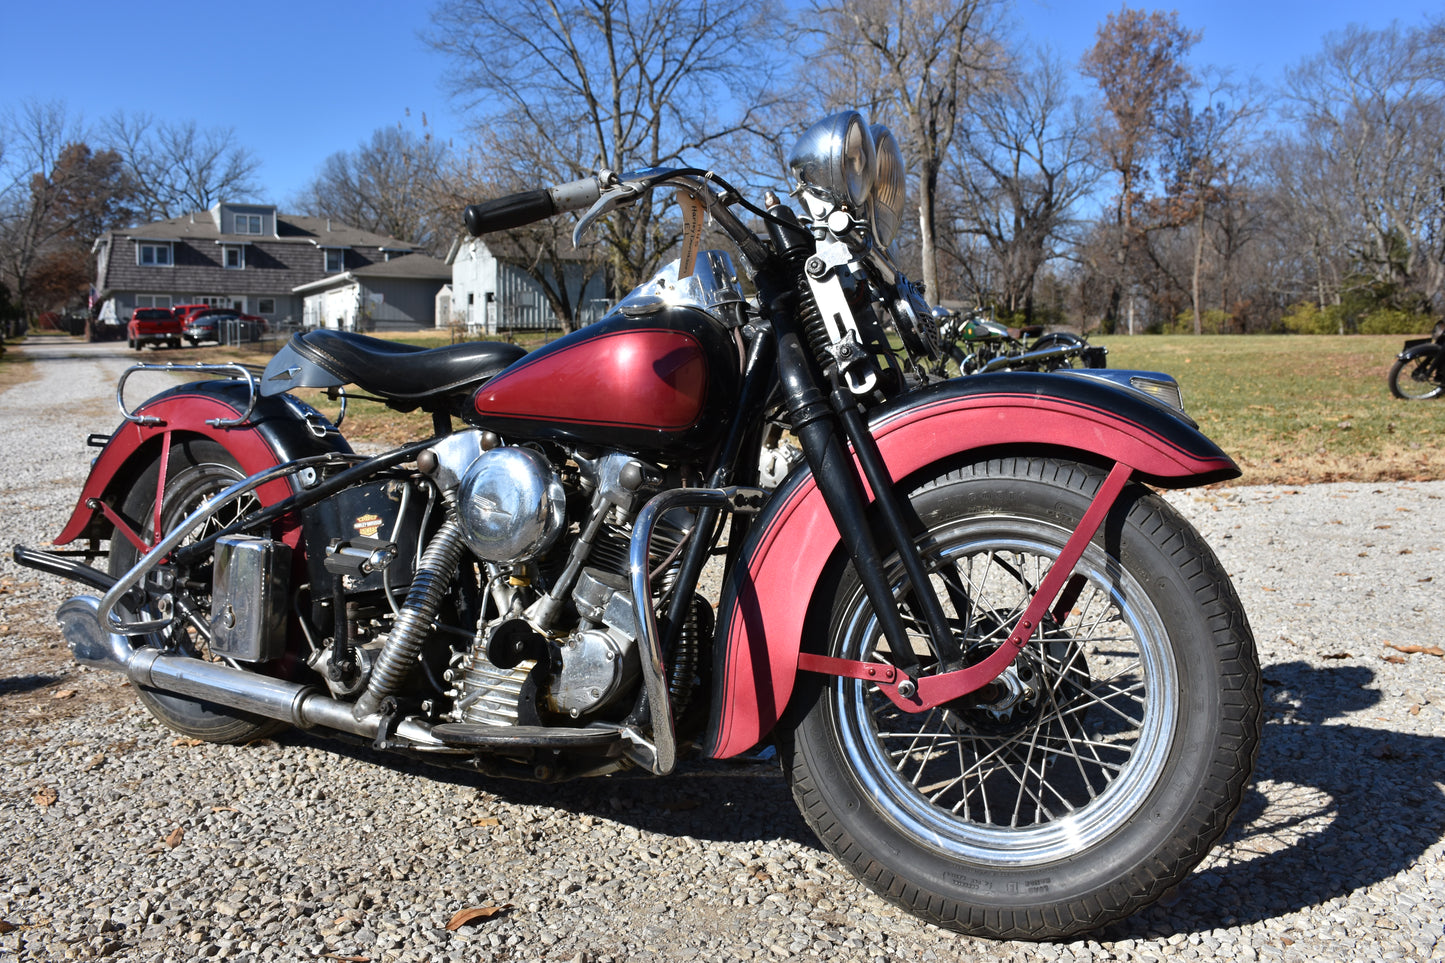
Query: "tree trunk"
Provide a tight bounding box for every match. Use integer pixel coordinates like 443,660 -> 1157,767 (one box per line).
1192,205 -> 1206,335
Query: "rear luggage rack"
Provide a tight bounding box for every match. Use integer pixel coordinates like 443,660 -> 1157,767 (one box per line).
117,362 -> 260,428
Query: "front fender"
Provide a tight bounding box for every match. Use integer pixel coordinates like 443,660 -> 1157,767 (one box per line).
1397,340 -> 1442,361
53,380 -> 351,546
702,371 -> 1238,759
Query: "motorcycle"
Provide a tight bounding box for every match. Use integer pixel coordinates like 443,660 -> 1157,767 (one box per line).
14,111 -> 1260,940
932,306 -> 1107,376
1388,321 -> 1445,400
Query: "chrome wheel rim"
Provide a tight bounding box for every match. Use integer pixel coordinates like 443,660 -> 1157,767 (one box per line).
832,514 -> 1179,867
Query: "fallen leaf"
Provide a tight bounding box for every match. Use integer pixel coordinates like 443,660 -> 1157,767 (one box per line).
33,786 -> 57,807
1323,652 -> 1352,660
52,689 -> 76,700
470,817 -> 501,827
1260,586 -> 1277,592
1384,656 -> 1408,665
171,737 -> 204,748
446,905 -> 509,930
211,806 -> 239,814
1385,642 -> 1445,657
84,754 -> 105,771
1409,705 -> 1422,716
0,920 -> 15,934
1371,742 -> 1398,760
164,826 -> 185,849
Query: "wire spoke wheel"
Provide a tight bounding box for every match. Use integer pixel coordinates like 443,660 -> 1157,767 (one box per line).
1388,348 -> 1444,400
842,518 -> 1176,865
780,457 -> 1261,939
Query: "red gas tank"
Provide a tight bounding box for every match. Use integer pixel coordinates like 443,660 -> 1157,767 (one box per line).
467,306 -> 742,459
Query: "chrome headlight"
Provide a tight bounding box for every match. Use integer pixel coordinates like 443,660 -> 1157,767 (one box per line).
868,124 -> 906,248
787,111 -> 876,209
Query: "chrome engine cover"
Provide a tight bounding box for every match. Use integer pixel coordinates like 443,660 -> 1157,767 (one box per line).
455,446 -> 566,563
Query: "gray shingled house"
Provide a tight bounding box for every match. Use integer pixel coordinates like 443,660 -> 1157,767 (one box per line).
91,202 -> 422,329
294,251 -> 453,331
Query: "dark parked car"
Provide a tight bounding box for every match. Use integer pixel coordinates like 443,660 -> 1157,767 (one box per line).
127,308 -> 182,350
182,311 -> 266,344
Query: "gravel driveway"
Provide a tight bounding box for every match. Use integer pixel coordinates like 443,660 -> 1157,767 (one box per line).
2,337 -> 1442,962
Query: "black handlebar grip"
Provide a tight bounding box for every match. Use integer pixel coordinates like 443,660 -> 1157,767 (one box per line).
464,190 -> 557,236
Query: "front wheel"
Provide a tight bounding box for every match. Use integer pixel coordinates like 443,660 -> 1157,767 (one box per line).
780,456 -> 1261,939
1388,346 -> 1444,400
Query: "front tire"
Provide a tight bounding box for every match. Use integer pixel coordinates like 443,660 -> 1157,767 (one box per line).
1388,346 -> 1444,400
107,438 -> 291,744
780,456 -> 1261,939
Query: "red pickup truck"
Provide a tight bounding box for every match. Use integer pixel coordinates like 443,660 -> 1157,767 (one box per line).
127,307 -> 183,350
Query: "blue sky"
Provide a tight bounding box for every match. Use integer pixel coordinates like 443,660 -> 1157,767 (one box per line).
2,0 -> 1438,208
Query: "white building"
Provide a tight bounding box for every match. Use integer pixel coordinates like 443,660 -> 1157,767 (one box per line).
442,235 -> 609,334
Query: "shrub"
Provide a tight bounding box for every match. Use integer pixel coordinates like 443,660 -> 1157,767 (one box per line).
1359,309 -> 1433,335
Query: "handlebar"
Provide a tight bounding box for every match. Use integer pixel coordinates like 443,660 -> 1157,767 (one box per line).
463,176 -> 603,236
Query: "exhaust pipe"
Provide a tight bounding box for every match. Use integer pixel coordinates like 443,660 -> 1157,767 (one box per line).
57,596 -> 442,745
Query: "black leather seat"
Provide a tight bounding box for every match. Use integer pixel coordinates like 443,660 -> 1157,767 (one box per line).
286,330 -> 527,408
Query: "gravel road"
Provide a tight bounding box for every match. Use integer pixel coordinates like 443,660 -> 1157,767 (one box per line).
2,337 -> 1443,962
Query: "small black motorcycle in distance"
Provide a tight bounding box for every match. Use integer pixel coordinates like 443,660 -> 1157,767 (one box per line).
13,110 -> 1259,941
1389,321 -> 1445,400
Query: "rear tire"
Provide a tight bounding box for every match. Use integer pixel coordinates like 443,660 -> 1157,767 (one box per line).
107,438 -> 291,744
779,456 -> 1261,939
1388,346 -> 1444,400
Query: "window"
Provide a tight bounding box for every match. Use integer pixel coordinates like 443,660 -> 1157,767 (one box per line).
325,249 -> 345,273
234,214 -> 263,235
223,245 -> 245,270
135,294 -> 172,309
138,243 -> 172,266
257,298 -> 276,315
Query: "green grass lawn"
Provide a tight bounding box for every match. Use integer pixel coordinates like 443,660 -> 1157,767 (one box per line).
1096,334 -> 1445,485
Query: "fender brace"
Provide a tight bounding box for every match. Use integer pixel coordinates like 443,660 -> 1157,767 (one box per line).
796,460 -> 1133,712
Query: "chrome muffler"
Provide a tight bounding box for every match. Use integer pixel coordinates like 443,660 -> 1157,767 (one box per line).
56,595 -> 445,746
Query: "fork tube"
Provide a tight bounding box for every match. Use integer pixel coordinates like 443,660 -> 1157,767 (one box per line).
764,282 -> 921,673
831,387 -> 961,665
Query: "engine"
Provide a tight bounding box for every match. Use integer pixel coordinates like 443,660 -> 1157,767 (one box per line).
426,441 -> 704,732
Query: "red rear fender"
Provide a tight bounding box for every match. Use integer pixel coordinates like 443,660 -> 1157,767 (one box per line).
54,383 -> 348,546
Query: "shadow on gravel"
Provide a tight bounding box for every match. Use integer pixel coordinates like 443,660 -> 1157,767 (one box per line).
0,672 -> 64,695
1103,659 -> 1445,940
275,728 -> 822,850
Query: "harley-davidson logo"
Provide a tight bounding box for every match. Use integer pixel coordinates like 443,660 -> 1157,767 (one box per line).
353,513 -> 383,538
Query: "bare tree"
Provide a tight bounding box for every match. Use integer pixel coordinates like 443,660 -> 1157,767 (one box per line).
297,125 -> 448,252
1153,73 -> 1260,333
1081,7 -> 1200,333
429,0 -> 780,296
0,101 -> 132,319
1280,19 -> 1445,316
808,0 -> 1006,301
944,48 -> 1100,323
104,112 -> 262,220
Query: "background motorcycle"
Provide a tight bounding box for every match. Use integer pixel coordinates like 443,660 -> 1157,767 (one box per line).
14,111 -> 1259,941
933,306 -> 1107,375
1388,321 -> 1445,400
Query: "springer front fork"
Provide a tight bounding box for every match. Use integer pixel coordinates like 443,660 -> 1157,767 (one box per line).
761,272 -> 1134,710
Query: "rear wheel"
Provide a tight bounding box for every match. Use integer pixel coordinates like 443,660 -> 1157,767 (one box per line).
107,438 -> 290,743
780,456 -> 1261,939
1388,347 -> 1444,400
